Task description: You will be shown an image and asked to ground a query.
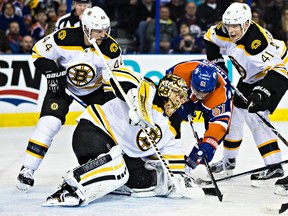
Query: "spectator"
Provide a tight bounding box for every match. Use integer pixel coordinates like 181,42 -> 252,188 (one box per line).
6,21 -> 22,54
176,2 -> 206,32
30,9 -> 48,42
0,29 -> 12,54
0,2 -> 28,36
115,0 -> 139,38
196,0 -> 229,30
275,6 -> 288,44
19,35 -> 34,54
135,0 -> 156,53
166,0 -> 185,22
172,33 -> 203,54
252,8 -> 267,29
34,0 -> 59,19
170,22 -> 190,52
56,4 -> 67,19
54,0 -> 91,31
263,0 -> 285,37
145,5 -> 177,53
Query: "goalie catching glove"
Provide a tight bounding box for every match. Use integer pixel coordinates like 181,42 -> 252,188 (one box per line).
45,67 -> 67,97
186,137 -> 219,169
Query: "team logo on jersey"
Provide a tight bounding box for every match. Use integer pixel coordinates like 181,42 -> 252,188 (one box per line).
110,43 -> 118,53
58,30 -> 66,40
50,102 -> 59,110
251,39 -> 261,49
136,124 -> 162,151
216,22 -> 223,30
67,63 -> 96,87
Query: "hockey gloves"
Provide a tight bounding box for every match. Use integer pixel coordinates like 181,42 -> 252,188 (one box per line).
247,86 -> 271,113
186,137 -> 218,169
46,68 -> 67,97
177,100 -> 196,122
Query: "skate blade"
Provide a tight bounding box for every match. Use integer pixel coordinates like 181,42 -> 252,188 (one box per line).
251,178 -> 278,188
274,185 -> 288,196
16,182 -> 32,192
208,170 -> 233,179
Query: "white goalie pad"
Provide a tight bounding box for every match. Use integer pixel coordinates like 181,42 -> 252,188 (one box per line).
64,145 -> 129,206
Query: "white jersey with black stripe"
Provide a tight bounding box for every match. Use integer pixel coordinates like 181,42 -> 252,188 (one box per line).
204,21 -> 288,84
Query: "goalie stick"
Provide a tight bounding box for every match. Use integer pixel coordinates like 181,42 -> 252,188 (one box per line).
88,38 -> 205,199
260,202 -> 288,214
231,84 -> 288,146
188,116 -> 223,202
196,159 -> 288,185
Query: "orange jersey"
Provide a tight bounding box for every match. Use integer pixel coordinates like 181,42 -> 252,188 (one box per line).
166,59 -> 233,142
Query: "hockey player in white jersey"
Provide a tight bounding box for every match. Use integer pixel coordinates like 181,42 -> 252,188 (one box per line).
203,2 -> 288,187
42,69 -> 205,207
16,6 -> 124,192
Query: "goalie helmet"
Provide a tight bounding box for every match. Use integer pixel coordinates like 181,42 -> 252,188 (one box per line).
82,6 -> 111,40
222,2 -> 252,41
158,74 -> 188,117
191,64 -> 218,100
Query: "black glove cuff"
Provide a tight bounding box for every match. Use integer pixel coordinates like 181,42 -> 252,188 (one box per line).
252,86 -> 271,98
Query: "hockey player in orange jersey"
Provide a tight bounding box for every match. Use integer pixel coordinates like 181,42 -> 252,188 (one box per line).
166,59 -> 232,169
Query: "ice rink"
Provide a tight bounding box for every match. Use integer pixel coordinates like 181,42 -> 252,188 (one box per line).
1,121 -> 288,216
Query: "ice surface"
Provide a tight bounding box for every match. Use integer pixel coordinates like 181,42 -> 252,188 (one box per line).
1,122 -> 288,216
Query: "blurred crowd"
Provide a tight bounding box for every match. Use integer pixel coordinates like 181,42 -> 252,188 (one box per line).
1,0 -> 288,54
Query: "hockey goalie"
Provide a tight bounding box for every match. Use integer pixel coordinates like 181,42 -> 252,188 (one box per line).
43,68 -> 205,207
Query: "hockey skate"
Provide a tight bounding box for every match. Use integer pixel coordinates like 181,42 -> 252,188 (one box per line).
210,158 -> 236,178
16,166 -> 35,192
251,165 -> 284,188
274,176 -> 288,196
43,183 -> 83,207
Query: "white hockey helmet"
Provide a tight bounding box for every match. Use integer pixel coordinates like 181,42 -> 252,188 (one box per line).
222,2 -> 252,40
82,6 -> 111,40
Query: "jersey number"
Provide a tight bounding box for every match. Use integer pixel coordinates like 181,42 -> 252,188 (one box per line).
262,51 -> 274,62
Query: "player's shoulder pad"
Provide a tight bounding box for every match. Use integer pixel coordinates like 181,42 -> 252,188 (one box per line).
240,23 -> 268,55
99,36 -> 121,59
213,22 -> 230,39
53,27 -> 84,46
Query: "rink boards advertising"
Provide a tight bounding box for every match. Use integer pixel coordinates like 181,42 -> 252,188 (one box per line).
0,54 -> 287,127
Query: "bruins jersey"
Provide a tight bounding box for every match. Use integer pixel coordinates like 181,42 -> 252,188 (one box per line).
77,67 -> 185,168
32,27 -> 123,96
204,21 -> 288,84
166,59 -> 232,142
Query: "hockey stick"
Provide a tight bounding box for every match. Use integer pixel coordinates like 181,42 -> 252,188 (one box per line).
89,38 -> 205,199
196,159 -> 288,185
231,84 -> 288,146
260,202 -> 288,214
65,88 -> 88,108
188,116 -> 223,202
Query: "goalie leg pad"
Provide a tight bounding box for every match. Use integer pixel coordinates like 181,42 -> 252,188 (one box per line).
46,145 -> 129,206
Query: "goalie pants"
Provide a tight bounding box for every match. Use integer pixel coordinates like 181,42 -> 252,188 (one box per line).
40,88 -> 114,124
72,119 -> 154,189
